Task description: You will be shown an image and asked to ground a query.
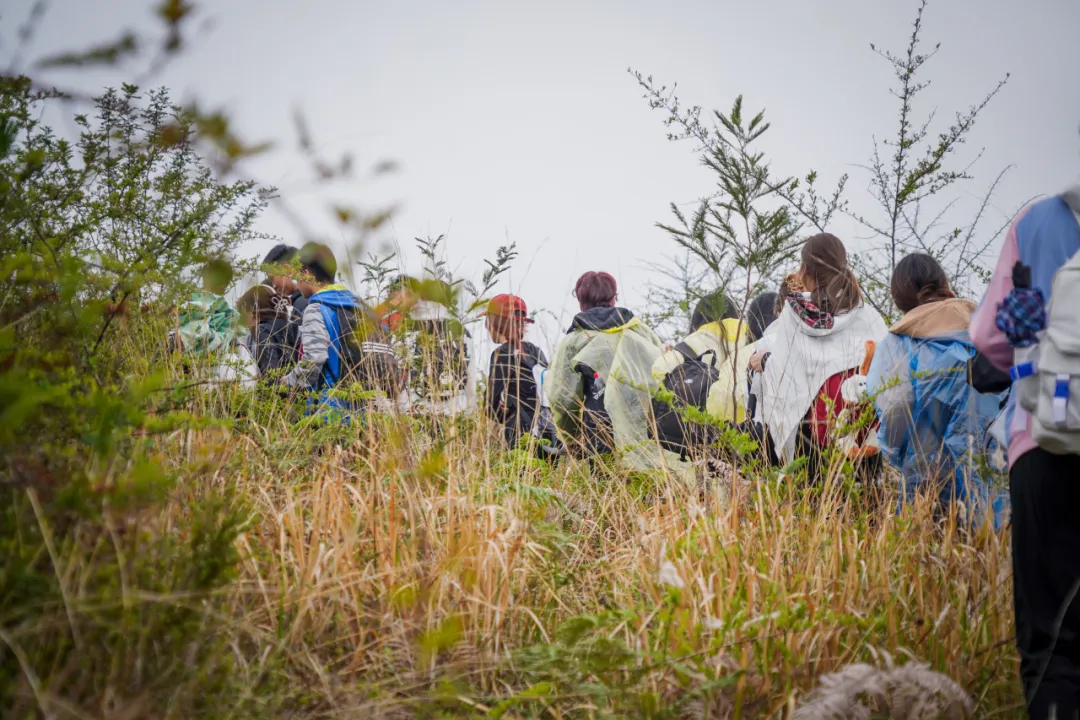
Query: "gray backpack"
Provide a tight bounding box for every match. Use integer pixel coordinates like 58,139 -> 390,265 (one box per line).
1014,248 -> 1080,454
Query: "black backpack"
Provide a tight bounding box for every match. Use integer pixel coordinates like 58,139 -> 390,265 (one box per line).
517,351 -> 563,461
251,316 -> 300,378
573,362 -> 615,456
651,342 -> 721,458
407,318 -> 470,401
331,305 -> 404,398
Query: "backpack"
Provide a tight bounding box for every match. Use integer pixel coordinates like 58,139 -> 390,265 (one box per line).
172,292 -> 240,355
406,318 -> 471,401
324,304 -> 404,398
1013,249 -> 1080,454
521,352 -> 562,459
573,362 -> 615,456
250,317 -> 300,377
651,342 -> 721,458
311,297 -> 406,399
238,284 -> 301,377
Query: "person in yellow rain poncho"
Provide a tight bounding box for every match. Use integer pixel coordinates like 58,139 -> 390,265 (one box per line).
651,292 -> 754,424
547,272 -> 690,477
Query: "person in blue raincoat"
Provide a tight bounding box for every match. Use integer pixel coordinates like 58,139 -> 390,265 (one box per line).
867,253 -> 1008,526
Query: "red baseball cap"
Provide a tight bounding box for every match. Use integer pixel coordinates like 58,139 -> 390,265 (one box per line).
481,293 -> 534,322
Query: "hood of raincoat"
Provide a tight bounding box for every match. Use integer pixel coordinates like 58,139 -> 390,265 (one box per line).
704,318 -> 748,344
568,306 -> 637,333
308,285 -> 360,309
890,298 -> 976,339
309,285 -> 387,332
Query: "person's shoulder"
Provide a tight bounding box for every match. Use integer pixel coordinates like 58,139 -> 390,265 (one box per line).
521,340 -> 543,356
300,301 -> 325,323
1017,194 -> 1080,241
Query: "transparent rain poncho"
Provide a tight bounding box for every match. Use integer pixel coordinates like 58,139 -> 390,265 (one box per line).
867,330 -> 1009,527
548,313 -> 687,475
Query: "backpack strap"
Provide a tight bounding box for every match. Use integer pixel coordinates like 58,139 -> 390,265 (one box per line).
675,341 -> 718,368
673,341 -> 696,362
312,301 -> 342,387
1053,374 -> 1071,426
1010,361 -> 1038,382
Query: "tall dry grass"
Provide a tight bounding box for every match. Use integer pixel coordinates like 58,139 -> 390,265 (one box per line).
160,380 -> 1022,718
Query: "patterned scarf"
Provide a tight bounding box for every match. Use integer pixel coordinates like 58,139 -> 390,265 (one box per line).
786,292 -> 834,330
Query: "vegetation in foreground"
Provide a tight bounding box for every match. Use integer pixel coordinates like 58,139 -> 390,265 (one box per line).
3,360 -> 1022,717
0,2 -> 1025,714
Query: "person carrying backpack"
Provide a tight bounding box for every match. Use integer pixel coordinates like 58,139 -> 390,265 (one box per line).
743,291 -> 779,429
970,185 -> 1080,720
649,291 -> 754,459
547,271 -> 669,472
237,283 -> 301,379
482,293 -> 560,458
397,280 -> 475,416
866,253 -> 1008,526
282,244 -> 401,415
170,264 -> 257,388
751,234 -> 887,477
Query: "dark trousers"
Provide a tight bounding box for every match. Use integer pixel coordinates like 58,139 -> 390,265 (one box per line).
1011,449 -> 1080,719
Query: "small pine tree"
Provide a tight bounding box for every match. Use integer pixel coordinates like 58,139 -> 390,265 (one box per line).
632,72 -> 844,321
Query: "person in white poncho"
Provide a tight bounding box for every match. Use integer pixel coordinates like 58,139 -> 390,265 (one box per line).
750,233 -> 887,474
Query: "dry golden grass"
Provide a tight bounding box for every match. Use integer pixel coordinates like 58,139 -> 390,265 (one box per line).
166,395 -> 1023,718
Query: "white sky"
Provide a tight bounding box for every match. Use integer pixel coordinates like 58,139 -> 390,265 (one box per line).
7,0 -> 1079,353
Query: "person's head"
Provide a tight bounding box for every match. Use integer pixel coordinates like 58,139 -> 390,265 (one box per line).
237,283 -> 288,328
799,233 -> 861,314
201,258 -> 234,295
890,252 -> 955,314
385,274 -> 417,307
747,291 -> 778,341
573,271 -> 618,311
690,291 -> 737,332
295,242 -> 337,296
483,293 -> 534,344
262,244 -> 299,296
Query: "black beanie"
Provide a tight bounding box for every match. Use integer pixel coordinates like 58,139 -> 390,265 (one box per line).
690,291 -> 738,332
263,244 -> 298,266
298,243 -> 337,285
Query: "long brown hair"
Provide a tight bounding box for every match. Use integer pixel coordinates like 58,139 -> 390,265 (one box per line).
801,233 -> 861,315
890,252 -> 955,313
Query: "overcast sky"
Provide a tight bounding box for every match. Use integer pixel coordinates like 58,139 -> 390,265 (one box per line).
7,0 -> 1079,351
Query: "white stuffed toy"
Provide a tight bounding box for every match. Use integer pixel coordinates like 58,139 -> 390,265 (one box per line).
834,340 -> 880,461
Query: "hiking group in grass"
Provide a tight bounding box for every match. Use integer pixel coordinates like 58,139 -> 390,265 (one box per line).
172,186 -> 1080,720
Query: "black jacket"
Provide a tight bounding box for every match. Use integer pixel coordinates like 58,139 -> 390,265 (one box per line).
486,341 -> 546,445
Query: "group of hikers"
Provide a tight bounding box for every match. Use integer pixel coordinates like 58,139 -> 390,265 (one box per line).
173,186 -> 1080,719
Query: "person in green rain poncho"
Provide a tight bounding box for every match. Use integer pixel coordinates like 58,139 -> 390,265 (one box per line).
547,271 -> 699,484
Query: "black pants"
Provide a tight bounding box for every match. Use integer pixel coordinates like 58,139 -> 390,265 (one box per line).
1011,449 -> 1080,719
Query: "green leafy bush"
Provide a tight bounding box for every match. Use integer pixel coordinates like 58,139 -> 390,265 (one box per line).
0,77 -> 273,717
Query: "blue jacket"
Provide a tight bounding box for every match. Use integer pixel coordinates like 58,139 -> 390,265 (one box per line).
308,287 -> 369,390
289,286 -> 382,421
868,321 -> 1008,526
